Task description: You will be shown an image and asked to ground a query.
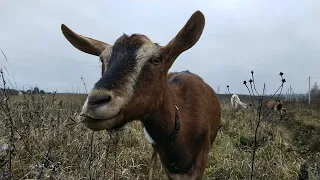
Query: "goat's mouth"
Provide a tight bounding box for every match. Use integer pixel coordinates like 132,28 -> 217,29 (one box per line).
80,113 -> 123,131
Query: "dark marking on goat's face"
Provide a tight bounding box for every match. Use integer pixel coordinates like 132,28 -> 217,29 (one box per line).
79,34 -> 171,130
95,34 -> 145,91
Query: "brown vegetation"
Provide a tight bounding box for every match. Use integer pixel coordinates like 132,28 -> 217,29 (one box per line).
0,93 -> 319,179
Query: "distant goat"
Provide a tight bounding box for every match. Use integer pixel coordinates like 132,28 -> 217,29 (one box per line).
263,99 -> 282,110
262,99 -> 287,115
230,94 -> 247,109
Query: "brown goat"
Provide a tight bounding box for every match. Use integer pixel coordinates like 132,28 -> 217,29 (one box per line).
263,99 -> 287,115
61,10 -> 221,180
264,99 -> 282,110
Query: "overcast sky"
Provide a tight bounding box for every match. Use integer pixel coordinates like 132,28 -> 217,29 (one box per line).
1,0 -> 319,95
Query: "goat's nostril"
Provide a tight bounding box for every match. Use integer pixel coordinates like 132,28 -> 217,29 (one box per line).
88,95 -> 112,106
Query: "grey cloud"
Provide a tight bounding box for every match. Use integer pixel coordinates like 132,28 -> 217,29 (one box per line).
0,0 -> 319,95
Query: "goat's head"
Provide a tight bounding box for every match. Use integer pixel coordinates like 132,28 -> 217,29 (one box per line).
274,100 -> 283,111
242,103 -> 248,109
61,11 -> 205,131
280,107 -> 287,115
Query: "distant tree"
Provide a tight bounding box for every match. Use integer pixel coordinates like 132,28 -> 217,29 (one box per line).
32,87 -> 40,94
0,88 -> 19,95
39,90 -> 45,94
310,82 -> 320,99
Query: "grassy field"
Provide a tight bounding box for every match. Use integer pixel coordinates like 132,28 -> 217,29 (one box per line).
0,93 -> 319,179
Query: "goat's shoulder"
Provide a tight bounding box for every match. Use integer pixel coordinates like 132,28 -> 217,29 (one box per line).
167,70 -> 217,108
168,70 -> 205,87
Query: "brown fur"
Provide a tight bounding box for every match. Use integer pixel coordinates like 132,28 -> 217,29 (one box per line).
61,10 -> 221,180
143,71 -> 221,180
263,99 -> 283,111
262,99 -> 287,116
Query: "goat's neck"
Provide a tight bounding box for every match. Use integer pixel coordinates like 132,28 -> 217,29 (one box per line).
142,85 -> 177,144
141,85 -> 197,174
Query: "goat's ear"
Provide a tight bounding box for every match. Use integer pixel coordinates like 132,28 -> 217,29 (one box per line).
61,24 -> 109,56
163,11 -> 205,69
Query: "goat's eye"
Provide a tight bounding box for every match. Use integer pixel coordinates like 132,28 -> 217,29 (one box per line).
150,58 -> 160,65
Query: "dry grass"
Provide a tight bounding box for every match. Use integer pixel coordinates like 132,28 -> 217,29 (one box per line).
0,93 -> 319,179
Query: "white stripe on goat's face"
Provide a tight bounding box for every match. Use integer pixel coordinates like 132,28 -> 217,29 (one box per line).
80,34 -> 161,123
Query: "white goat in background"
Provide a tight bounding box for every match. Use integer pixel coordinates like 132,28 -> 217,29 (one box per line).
231,94 -> 248,109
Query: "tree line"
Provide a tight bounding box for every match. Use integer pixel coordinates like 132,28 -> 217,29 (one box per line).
0,86 -> 47,96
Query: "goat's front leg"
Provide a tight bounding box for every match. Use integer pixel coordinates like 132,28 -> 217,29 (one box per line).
148,148 -> 157,180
